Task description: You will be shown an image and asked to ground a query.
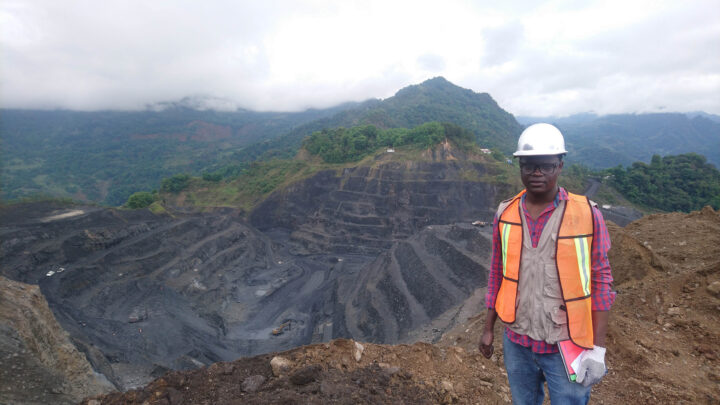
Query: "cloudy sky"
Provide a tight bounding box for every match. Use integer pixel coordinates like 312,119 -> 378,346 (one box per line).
1,0 -> 719,116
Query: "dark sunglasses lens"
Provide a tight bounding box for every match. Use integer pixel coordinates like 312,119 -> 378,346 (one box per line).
520,163 -> 556,174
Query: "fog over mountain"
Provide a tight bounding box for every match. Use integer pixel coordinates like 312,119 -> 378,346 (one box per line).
1,78 -> 522,205
3,77 -> 719,207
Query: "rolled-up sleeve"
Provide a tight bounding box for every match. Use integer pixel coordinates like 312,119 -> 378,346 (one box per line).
591,206 -> 616,311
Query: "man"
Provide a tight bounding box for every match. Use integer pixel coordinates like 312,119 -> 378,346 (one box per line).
478,123 -> 615,404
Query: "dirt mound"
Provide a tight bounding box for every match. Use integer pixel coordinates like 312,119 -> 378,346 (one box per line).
593,206 -> 720,404
605,220 -> 672,284
84,339 -> 511,405
84,206 -> 720,404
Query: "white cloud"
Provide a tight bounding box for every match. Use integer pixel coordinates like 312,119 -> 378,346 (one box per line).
416,54 -> 446,73
0,0 -> 718,115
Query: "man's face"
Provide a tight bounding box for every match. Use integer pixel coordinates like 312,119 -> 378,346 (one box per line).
518,155 -> 564,195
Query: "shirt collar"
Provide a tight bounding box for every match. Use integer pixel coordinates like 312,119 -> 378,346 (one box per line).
556,187 -> 569,203
521,187 -> 568,209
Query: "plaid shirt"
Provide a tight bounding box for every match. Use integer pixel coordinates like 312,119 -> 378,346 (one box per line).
485,187 -> 615,354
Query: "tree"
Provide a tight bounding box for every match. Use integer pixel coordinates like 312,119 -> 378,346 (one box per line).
125,191 -> 156,209
161,174 -> 190,193
202,171 -> 223,182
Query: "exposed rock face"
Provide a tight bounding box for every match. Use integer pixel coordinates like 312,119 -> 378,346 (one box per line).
0,276 -> 115,404
251,158 -> 503,255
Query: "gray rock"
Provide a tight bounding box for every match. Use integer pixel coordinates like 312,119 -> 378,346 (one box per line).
241,375 -> 266,393
128,307 -> 148,323
289,364 -> 323,386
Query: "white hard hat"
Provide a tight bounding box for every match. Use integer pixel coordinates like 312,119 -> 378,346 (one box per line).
513,123 -> 567,157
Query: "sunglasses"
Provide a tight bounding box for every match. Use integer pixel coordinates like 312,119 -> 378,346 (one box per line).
519,162 -> 559,175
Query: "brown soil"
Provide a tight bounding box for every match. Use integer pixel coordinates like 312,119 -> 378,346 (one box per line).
595,206 -> 720,404
83,207 -> 720,405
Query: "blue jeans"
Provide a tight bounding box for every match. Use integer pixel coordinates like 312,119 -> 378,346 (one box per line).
503,333 -> 591,405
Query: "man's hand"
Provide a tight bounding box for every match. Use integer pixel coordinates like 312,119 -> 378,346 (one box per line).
575,346 -> 607,387
478,329 -> 494,358
478,308 -> 498,359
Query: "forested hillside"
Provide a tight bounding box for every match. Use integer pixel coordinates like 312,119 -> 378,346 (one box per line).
607,153 -> 720,212
222,77 -> 523,164
0,105 -> 355,205
303,122 -> 476,163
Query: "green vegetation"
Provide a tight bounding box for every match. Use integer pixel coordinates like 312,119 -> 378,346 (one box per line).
202,171 -> 223,182
607,153 -> 720,212
147,201 -> 168,215
303,122 -> 475,163
0,194 -> 79,207
0,106 -> 348,205
238,160 -> 310,195
125,191 -> 156,209
161,159 -> 321,211
161,174 -> 191,193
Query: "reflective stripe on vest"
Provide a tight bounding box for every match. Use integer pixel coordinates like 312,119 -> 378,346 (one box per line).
494,190 -> 595,349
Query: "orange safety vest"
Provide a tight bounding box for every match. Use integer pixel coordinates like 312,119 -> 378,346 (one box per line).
494,190 -> 595,349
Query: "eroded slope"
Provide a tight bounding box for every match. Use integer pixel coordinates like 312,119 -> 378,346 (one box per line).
0,276 -> 114,404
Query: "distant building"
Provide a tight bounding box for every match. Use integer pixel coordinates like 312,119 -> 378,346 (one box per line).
480,148 -> 491,154
386,148 -> 395,153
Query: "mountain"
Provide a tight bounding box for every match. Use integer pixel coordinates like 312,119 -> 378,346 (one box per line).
228,77 -> 522,164
685,111 -> 720,123
518,113 -> 720,168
